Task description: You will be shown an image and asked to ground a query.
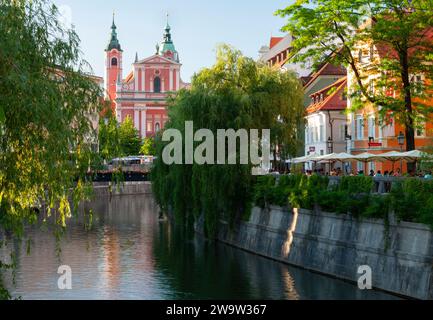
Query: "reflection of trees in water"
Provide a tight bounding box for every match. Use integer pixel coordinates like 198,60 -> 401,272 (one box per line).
152,222 -> 298,300
2,193 -> 399,300
152,220 -> 398,300
1,194 -> 160,299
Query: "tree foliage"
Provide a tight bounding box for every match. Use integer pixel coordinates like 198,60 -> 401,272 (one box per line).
151,45 -> 304,238
140,137 -> 156,156
118,116 -> 141,156
276,0 -> 433,163
0,0 -> 103,298
99,111 -> 142,159
98,108 -> 122,160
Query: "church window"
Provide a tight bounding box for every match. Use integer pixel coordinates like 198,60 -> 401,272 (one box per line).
111,57 -> 118,66
154,77 -> 161,93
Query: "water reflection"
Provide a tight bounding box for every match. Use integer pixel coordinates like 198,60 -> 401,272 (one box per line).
0,194 -> 398,300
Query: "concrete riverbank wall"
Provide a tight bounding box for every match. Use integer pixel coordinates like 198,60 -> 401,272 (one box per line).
209,206 -> 433,300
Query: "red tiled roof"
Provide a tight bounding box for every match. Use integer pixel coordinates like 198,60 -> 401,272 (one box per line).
306,77 -> 347,114
303,62 -> 346,89
270,37 -> 283,49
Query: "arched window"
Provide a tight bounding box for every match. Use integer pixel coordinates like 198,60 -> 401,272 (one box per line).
111,57 -> 118,66
154,77 -> 161,93
358,50 -> 363,63
155,122 -> 161,132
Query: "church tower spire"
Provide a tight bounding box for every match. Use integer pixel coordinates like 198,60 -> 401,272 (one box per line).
106,12 -> 122,52
105,12 -> 123,106
160,14 -> 179,62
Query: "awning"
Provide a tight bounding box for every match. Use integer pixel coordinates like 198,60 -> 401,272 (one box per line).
286,150 -> 432,164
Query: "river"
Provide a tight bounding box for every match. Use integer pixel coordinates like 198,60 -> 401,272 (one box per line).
0,193 -> 398,300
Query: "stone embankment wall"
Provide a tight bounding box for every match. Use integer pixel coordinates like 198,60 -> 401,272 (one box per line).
211,205 -> 433,300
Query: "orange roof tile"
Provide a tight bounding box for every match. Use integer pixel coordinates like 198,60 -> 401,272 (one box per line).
306,77 -> 347,114
303,61 -> 346,89
270,37 -> 283,49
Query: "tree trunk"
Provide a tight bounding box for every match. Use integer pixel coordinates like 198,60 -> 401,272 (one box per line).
400,48 -> 416,173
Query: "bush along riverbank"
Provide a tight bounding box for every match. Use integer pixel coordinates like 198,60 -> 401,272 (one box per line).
254,174 -> 433,231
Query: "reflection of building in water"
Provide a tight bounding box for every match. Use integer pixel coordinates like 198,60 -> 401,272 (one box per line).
281,269 -> 300,300
100,226 -> 120,292
98,194 -> 159,290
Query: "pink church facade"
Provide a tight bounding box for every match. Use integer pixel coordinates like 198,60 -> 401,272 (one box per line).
104,16 -> 186,138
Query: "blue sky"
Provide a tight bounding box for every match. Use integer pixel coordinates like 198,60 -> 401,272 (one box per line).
52,0 -> 292,82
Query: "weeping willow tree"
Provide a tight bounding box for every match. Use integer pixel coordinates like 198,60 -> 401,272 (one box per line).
152,45 -> 304,238
0,0 -> 103,298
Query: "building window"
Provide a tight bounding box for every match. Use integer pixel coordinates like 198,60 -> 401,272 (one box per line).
154,77 -> 161,93
357,161 -> 364,173
111,57 -> 118,66
414,75 -> 424,94
369,80 -> 374,95
369,45 -> 374,61
340,125 -> 346,141
368,116 -> 376,139
155,122 -> 161,132
147,121 -> 153,132
416,124 -> 425,137
358,49 -> 363,64
356,115 -> 364,140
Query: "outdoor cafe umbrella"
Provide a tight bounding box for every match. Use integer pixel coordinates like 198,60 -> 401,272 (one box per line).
368,151 -> 406,171
317,152 -> 354,162
370,150 -> 429,171
287,153 -> 321,171
287,153 -> 320,164
351,152 -> 377,173
317,153 -> 357,175
400,150 -> 425,162
351,152 -> 377,162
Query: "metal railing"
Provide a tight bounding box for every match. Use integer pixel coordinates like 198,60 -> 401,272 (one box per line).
328,176 -> 413,194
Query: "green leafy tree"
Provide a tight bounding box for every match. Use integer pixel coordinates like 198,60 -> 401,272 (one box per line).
99,108 -> 122,160
119,116 -> 141,156
152,45 -> 304,238
276,0 -> 433,171
140,137 -> 156,156
0,0 -> 103,298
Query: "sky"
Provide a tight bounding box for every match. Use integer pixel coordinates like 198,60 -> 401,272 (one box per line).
52,0 -> 292,83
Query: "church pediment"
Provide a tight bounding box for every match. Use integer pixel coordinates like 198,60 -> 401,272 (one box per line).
135,54 -> 181,66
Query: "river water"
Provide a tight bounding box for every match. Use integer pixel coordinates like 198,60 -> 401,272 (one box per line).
0,193 -> 398,300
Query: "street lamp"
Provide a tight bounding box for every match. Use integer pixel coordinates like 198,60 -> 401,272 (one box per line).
327,136 -> 334,154
397,131 -> 405,150
397,131 -> 405,173
327,136 -> 334,173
